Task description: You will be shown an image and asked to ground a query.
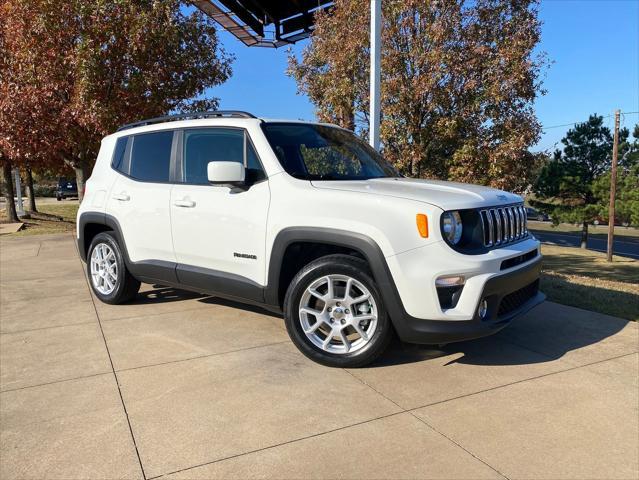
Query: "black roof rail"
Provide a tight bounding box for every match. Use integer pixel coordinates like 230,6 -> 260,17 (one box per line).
116,110 -> 257,132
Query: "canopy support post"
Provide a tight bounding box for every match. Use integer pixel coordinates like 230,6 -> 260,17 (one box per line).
369,0 -> 381,151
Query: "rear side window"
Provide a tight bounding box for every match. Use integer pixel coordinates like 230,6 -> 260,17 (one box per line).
129,131 -> 173,182
182,128 -> 265,185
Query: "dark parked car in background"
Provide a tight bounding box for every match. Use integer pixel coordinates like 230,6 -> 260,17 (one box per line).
526,207 -> 549,222
56,177 -> 78,201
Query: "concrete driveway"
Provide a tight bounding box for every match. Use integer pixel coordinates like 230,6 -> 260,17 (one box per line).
1,233 -> 637,480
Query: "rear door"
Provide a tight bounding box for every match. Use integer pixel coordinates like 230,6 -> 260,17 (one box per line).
106,130 -> 176,266
169,127 -> 270,294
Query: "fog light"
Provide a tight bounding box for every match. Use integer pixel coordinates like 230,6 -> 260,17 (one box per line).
478,299 -> 489,319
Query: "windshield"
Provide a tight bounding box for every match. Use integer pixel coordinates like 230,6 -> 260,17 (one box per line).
261,123 -> 399,180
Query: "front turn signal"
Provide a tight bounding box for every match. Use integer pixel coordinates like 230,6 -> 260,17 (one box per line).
416,214 -> 429,238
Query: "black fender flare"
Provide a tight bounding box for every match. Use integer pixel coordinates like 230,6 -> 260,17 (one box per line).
77,212 -> 178,284
78,211 -> 111,262
77,211 -> 135,266
265,227 -> 410,333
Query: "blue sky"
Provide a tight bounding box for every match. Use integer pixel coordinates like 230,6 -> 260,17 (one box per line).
208,0 -> 639,151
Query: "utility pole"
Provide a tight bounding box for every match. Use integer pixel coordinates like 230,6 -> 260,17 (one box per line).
606,109 -> 620,262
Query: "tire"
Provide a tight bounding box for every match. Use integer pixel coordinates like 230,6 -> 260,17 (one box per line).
56,195 -> 62,201
283,254 -> 393,368
87,232 -> 140,304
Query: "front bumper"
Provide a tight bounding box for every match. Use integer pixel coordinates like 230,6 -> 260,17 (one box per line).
392,256 -> 544,344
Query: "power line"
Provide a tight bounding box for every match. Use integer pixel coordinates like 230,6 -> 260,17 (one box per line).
540,111 -> 639,132
541,119 -> 608,131
536,110 -> 639,152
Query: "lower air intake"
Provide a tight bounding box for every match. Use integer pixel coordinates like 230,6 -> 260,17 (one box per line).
498,279 -> 539,316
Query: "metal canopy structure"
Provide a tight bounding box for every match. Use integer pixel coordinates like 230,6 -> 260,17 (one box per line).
191,0 -> 381,151
192,0 -> 333,48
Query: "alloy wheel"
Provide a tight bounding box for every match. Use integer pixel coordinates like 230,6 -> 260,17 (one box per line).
299,274 -> 378,354
90,243 -> 118,295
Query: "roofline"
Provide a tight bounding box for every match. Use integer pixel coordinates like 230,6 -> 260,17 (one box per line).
106,115 -> 352,139
117,110 -> 257,132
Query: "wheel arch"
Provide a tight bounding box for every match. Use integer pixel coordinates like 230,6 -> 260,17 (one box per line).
265,228 -> 402,315
78,212 -> 127,263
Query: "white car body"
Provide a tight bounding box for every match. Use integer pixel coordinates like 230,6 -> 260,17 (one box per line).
78,114 -> 544,347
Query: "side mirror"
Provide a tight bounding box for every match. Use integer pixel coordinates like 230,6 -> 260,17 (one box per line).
207,161 -> 245,187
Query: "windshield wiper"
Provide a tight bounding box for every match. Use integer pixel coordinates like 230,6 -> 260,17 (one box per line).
315,174 -> 340,180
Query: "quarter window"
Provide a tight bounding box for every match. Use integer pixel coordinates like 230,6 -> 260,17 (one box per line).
182,128 -> 265,185
129,131 -> 173,183
111,136 -> 128,173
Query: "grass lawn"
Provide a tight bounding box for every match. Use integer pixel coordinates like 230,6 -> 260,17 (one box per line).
0,202 -> 79,236
529,220 -> 639,239
540,244 -> 639,321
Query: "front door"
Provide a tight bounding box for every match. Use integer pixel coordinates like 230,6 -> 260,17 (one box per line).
170,127 -> 270,299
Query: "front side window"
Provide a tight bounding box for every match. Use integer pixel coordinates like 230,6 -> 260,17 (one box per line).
182,128 -> 265,185
129,131 -> 173,182
261,123 -> 399,181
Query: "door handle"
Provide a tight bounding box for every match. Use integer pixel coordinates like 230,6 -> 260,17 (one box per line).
112,192 -> 130,201
173,199 -> 196,208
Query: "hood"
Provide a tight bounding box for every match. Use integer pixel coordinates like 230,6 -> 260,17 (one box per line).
310,177 -> 522,210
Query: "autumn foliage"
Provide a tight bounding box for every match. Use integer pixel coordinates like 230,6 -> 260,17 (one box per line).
1,0 -> 232,212
289,0 -> 547,191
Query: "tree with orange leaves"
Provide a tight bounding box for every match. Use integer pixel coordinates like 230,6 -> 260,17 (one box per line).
1,0 -> 233,214
289,0 -> 547,191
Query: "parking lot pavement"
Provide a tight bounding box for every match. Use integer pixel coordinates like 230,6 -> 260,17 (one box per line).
1,233 -> 637,480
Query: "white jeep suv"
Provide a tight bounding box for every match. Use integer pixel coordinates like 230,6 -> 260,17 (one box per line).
77,111 -> 544,367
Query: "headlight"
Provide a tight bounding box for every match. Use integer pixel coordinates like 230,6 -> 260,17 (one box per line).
442,211 -> 463,245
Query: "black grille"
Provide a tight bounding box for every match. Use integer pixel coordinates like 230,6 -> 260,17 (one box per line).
498,280 -> 539,316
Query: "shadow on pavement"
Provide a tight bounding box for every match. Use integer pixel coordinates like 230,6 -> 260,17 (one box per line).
199,296 -> 282,318
130,287 -> 631,369
134,286 -> 281,318
371,303 -> 630,368
132,286 -> 206,304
